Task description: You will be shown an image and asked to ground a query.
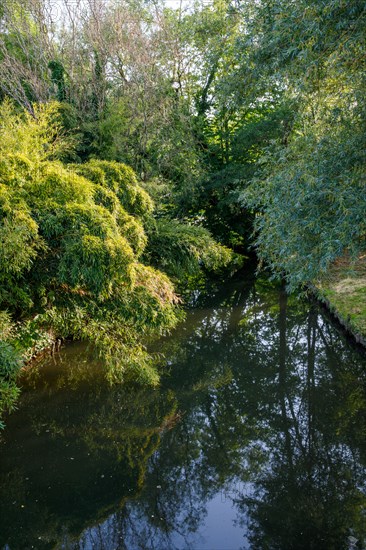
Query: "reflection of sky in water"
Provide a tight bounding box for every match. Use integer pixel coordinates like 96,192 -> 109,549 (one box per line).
1,276 -> 366,549
76,487 -> 249,550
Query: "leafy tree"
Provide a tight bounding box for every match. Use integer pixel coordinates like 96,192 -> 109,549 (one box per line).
0,313 -> 21,428
237,0 -> 366,287
242,124 -> 366,289
0,98 -> 237,426
0,0 -> 55,114
0,100 -> 181,388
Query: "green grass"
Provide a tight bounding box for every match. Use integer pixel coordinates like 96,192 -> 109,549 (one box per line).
317,255 -> 366,339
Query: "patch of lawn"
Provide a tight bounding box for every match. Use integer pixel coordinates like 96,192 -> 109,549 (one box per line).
317,254 -> 366,340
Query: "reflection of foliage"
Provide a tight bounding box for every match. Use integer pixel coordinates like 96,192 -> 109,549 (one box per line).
241,454 -> 366,550
148,277 -> 366,549
1,277 -> 366,549
0,344 -> 178,548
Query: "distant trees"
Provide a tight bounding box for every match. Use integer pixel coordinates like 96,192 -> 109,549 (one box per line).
0,0 -> 364,281
0,0 -> 55,114
178,0 -> 366,276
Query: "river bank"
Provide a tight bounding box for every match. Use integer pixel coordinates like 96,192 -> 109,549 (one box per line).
314,254 -> 366,348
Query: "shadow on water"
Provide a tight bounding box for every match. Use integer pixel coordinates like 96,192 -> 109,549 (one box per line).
1,272 -> 366,549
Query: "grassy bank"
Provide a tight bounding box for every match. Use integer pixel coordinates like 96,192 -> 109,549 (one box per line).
316,254 -> 366,346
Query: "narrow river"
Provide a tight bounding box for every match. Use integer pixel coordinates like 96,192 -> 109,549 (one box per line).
1,273 -> 366,550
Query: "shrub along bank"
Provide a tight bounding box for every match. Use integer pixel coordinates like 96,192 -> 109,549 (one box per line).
0,101 -> 235,427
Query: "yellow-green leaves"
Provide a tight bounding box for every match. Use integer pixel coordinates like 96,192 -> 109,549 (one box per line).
0,185 -> 41,293
0,100 -> 74,163
144,218 -> 236,281
29,163 -> 94,206
0,101 -> 181,390
71,159 -> 154,217
58,232 -> 134,296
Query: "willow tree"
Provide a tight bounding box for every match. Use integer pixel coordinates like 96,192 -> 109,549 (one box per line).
237,0 -> 366,287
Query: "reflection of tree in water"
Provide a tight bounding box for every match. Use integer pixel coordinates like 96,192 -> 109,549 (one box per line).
230,286 -> 366,550
0,346 -> 178,549
73,278 -> 366,549
148,279 -> 366,549
1,277 -> 366,549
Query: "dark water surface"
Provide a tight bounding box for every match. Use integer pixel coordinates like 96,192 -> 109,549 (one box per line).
1,274 -> 366,550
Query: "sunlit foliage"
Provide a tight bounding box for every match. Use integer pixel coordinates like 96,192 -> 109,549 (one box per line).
0,101 -> 182,410
243,122 -> 366,289
0,312 -> 20,428
237,0 -> 366,287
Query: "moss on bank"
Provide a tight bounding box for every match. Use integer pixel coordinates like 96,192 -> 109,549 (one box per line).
316,254 -> 366,346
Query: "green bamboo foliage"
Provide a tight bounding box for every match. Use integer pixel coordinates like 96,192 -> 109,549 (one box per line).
0,312 -> 20,428
144,218 -> 236,281
0,101 -> 182,412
